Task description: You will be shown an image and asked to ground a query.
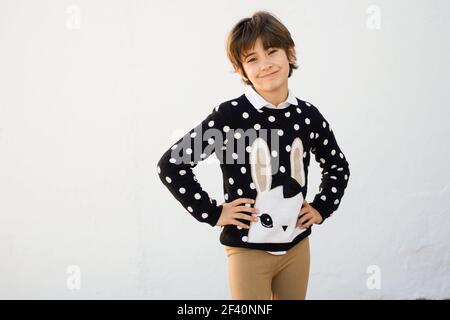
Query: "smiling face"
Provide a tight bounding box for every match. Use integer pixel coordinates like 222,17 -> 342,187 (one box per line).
237,37 -> 296,93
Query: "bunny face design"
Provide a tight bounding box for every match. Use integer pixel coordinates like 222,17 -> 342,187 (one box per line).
247,137 -> 308,243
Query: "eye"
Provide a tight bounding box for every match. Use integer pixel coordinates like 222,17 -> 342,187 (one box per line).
260,213 -> 273,228
269,49 -> 278,54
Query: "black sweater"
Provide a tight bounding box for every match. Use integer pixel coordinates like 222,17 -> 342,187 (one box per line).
157,93 -> 350,253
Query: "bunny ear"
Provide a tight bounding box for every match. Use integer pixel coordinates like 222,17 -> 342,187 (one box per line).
290,137 -> 305,187
250,137 -> 272,192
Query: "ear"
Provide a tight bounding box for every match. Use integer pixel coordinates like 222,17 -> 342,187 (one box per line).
250,138 -> 272,192
290,137 -> 305,187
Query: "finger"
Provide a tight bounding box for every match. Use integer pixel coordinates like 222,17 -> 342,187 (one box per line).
231,198 -> 255,206
298,212 -> 313,225
301,219 -> 314,229
298,218 -> 312,229
234,220 -> 250,229
233,205 -> 259,214
300,204 -> 311,215
234,212 -> 258,222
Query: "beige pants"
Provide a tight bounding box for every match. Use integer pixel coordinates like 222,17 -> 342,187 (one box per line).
224,237 -> 310,300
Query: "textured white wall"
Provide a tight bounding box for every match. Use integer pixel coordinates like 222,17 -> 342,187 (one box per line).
0,0 -> 449,299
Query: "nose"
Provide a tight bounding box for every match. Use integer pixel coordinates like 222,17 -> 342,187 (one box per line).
282,225 -> 288,231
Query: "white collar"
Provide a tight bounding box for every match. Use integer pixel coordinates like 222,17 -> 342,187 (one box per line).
244,85 -> 298,110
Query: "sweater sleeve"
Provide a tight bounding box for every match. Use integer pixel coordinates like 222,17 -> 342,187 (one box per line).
156,104 -> 229,227
308,105 -> 350,223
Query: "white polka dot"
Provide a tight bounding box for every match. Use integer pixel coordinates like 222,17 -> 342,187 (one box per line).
224,193 -> 229,200
186,148 -> 192,154
268,116 -> 276,122
215,105 -> 219,112
165,176 -> 172,183
296,107 -> 302,114
193,175 -> 198,181
208,138 -> 214,144
224,139 -> 228,144
237,226 -> 242,230
200,153 -> 206,158
190,132 -> 197,138
337,167 -> 344,171
280,166 -> 285,173
223,126 -> 230,132
305,118 -> 310,125
208,120 -> 214,127
303,151 -> 307,158
242,236 -> 248,242
179,187 -> 186,194
334,199 -> 340,205
202,213 -> 208,219
294,124 -> 300,130
286,145 -> 291,152
157,166 -> 161,174
331,176 -> 337,180
240,167 -> 246,174
340,153 -> 344,159
232,153 -> 238,160
229,177 -> 234,185
331,149 -> 336,156
194,193 -> 201,199
320,195 -> 327,201
234,132 -> 241,139
246,146 -> 252,153
171,144 -> 177,150
278,129 -> 284,136
345,174 -> 348,180
271,150 -> 278,157
315,133 -> 319,139
332,187 -> 337,193
310,132 -> 315,139
254,123 -> 261,130
231,101 -> 238,106
179,170 -> 186,175
320,158 -> 326,164
305,102 -> 311,107
169,158 -> 176,163
242,112 -> 249,119
323,121 -> 327,128
187,206 -> 193,212
250,182 -> 256,189
331,165 -> 337,169
323,139 -> 328,146
285,112 -> 290,117
237,189 -> 243,196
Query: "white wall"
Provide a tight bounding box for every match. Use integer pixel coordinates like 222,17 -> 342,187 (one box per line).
0,0 -> 449,299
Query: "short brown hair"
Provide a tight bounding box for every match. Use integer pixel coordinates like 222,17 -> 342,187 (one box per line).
226,11 -> 299,86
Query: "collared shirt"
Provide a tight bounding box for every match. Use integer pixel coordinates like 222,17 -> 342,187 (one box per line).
244,85 -> 298,111
244,85 -> 299,256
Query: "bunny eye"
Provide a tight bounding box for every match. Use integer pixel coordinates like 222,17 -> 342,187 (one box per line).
260,213 -> 273,228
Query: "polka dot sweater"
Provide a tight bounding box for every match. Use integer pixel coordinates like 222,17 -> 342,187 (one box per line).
157,93 -> 350,253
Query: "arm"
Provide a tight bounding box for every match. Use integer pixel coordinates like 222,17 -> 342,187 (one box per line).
156,104 -> 229,227
308,105 -> 351,223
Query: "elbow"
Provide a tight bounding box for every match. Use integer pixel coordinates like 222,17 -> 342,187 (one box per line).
156,149 -> 172,181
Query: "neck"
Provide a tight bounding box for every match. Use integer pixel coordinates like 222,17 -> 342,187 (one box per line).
253,84 -> 289,107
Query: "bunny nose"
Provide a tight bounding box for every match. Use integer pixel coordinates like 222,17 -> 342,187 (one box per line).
282,225 -> 288,231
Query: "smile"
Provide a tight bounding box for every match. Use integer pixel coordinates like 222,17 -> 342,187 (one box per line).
260,70 -> 279,78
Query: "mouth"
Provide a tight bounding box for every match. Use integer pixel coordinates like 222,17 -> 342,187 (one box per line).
260,70 -> 279,78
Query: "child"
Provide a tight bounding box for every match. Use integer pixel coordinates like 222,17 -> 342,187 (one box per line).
157,10 -> 350,300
